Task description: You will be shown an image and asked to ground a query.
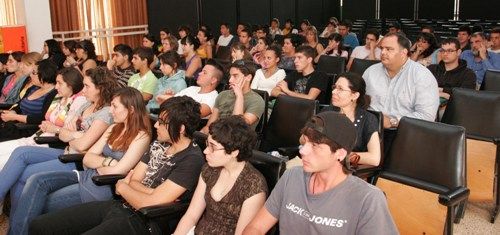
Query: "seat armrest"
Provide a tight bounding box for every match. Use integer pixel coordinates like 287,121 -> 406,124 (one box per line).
438,186 -> 470,206
138,202 -> 190,219
91,174 -> 126,186
278,146 -> 300,159
34,136 -> 61,144
0,103 -> 14,109
58,153 -> 84,163
14,123 -> 39,130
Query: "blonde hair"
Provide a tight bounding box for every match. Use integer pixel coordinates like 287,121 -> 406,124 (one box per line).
21,52 -> 42,66
306,26 -> 319,43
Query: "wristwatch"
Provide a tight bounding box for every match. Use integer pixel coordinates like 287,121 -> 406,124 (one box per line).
389,117 -> 399,128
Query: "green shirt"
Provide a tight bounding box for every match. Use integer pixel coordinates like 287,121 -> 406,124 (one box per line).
214,90 -> 265,130
127,70 -> 158,95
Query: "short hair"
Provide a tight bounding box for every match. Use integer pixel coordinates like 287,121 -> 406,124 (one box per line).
440,38 -> 461,50
295,45 -> 317,59
492,27 -> 500,34
388,22 -> 401,30
472,24 -> 483,34
181,34 -> 201,51
113,44 -> 133,62
209,115 -> 256,162
63,40 -> 78,54
75,40 -> 97,60
133,46 -> 155,65
458,25 -> 472,35
284,34 -> 304,48
230,59 -> 258,78
254,24 -> 268,34
220,22 -> 231,29
271,18 -> 279,25
84,67 -> 119,109
36,59 -> 58,84
471,32 -> 486,40
159,96 -> 201,142
178,25 -> 192,36
160,27 -> 170,35
158,51 -> 181,70
339,20 -> 352,29
239,28 -> 251,37
163,35 -> 179,52
44,39 -> 62,56
384,32 -> 411,53
198,28 -> 213,41
365,28 -> 380,41
10,51 -> 25,62
285,19 -> 294,26
58,67 -> 84,94
421,25 -> 434,33
300,19 -> 311,27
205,59 -> 224,82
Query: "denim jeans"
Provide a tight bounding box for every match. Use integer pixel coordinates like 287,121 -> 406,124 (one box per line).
0,146 -> 75,214
8,171 -> 82,235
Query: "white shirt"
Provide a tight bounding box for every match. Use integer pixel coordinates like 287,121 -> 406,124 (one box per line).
362,59 -> 439,121
175,86 -> 219,118
217,34 -> 234,47
351,46 -> 381,60
250,69 -> 286,95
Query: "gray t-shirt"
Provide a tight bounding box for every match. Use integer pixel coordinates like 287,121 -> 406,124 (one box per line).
265,167 -> 398,235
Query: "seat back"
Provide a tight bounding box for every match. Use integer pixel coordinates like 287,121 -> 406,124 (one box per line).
480,69 -> 500,92
193,131 -> 208,151
316,55 -> 346,78
441,88 -> 500,142
250,150 -> 286,192
381,117 -> 466,194
215,46 -> 232,61
350,58 -> 380,76
259,95 -> 318,152
252,89 -> 269,141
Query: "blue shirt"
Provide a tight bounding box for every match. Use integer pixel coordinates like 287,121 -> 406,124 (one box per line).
460,50 -> 500,85
343,32 -> 360,48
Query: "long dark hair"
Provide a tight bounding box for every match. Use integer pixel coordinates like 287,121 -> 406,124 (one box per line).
326,33 -> 345,56
338,72 -> 370,109
415,32 -> 438,58
45,39 -> 63,57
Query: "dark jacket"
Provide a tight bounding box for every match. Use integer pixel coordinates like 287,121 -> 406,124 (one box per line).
428,59 -> 476,94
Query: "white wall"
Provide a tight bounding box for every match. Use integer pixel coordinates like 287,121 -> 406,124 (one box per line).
14,0 -> 53,52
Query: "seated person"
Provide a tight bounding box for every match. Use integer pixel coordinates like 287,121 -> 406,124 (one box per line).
410,32 -> 439,67
0,51 -> 28,105
216,22 -> 236,52
315,33 -> 348,63
106,44 -> 135,87
338,20 -> 359,48
427,38 -> 476,101
460,32 -> 500,87
250,37 -> 271,68
174,116 -> 267,234
243,112 -> 397,234
322,72 -> 381,167
6,87 -> 151,235
0,59 -> 58,141
278,34 -> 302,71
147,51 -> 186,111
271,45 -> 329,104
71,40 -> 98,75
488,27 -> 500,53
156,60 -> 223,119
181,35 -> 202,80
29,96 -> 206,234
303,26 -> 325,58
251,45 -> 286,95
201,60 -> 265,133
231,43 -> 253,63
197,28 -> 213,59
128,47 -> 158,102
346,29 -> 381,71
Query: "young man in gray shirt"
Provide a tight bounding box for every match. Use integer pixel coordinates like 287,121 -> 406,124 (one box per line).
243,112 -> 398,235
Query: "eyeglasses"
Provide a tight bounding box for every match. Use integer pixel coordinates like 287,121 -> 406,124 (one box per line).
332,85 -> 352,93
157,119 -> 169,126
439,49 -> 458,54
205,140 -> 225,152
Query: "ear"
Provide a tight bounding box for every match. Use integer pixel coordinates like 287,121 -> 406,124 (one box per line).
351,91 -> 360,101
179,124 -> 186,135
229,149 -> 240,159
244,74 -> 253,83
333,148 -> 348,162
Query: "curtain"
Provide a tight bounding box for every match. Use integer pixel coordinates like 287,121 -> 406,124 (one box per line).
109,0 -> 148,50
0,0 -> 17,26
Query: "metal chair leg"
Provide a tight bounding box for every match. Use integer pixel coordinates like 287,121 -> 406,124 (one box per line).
490,145 -> 500,223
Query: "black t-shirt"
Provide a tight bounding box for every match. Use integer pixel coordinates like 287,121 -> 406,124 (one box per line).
140,140 -> 205,201
321,106 -> 379,152
284,70 -> 329,104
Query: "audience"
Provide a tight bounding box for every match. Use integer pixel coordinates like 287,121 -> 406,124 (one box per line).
7,87 -> 151,235
128,47 -> 158,102
175,116 -> 267,234
250,37 -> 272,67
338,20 -> 360,48
72,40 -> 98,75
489,27 -> 500,53
303,26 -> 325,59
282,19 -> 298,36
0,51 -> 28,104
148,51 -> 187,110
160,35 -> 179,54
269,18 -> 283,39
41,39 -> 65,69
177,25 -> 191,55
197,28 -> 213,59
61,40 -> 78,68
217,22 -> 236,51
428,38 -> 476,101
106,44 -> 135,87
457,25 -> 472,51
238,28 -> 252,49
460,32 -> 500,87
347,29 -> 381,71
251,45 -> 286,95
181,35 -> 203,79
30,96 -> 205,234
243,112 -> 397,234
278,34 -> 302,70
0,53 -> 10,87
316,33 -> 348,63
410,32 -> 439,67
271,45 -> 328,104
231,42 -> 253,63
201,60 -> 265,133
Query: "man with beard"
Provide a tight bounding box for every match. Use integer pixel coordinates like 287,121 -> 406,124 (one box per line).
460,32 -> 500,87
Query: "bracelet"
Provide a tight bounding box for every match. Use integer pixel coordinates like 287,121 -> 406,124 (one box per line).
108,158 -> 115,166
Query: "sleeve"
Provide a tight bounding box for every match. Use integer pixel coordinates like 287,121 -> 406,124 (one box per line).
276,69 -> 286,82
203,91 -> 219,109
142,75 -> 158,95
481,53 -> 500,71
66,96 -> 88,122
245,93 -> 265,119
95,107 -> 113,125
250,70 -> 261,90
264,168 -> 293,219
26,89 -> 58,124
172,80 -> 187,94
243,166 -> 268,200
284,72 -> 296,91
362,111 -> 379,147
140,149 -> 151,164
213,91 -> 223,109
309,72 -> 329,92
406,69 -> 439,121
356,189 -> 398,235
168,153 -> 205,191
350,47 -> 360,59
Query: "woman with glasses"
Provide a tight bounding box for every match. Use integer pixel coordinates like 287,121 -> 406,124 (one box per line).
30,96 -> 205,235
323,72 -> 381,167
174,116 -> 267,235
6,87 -> 151,235
0,51 -> 29,105
0,59 -> 58,141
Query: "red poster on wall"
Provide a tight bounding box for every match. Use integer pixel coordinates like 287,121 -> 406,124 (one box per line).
0,25 -> 28,53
